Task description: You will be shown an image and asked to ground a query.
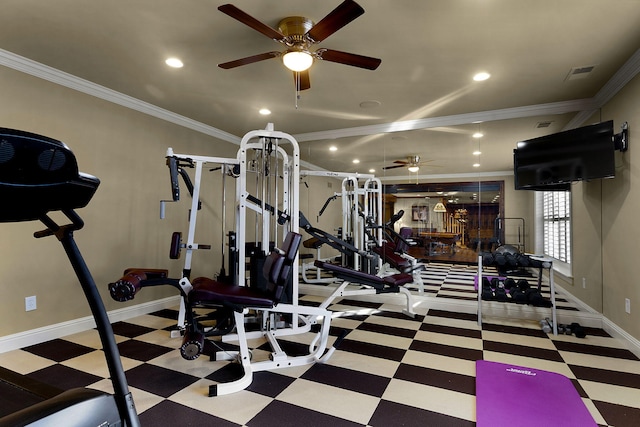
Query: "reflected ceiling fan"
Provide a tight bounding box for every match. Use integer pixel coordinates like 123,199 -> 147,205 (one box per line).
217,0 -> 381,90
383,156 -> 440,172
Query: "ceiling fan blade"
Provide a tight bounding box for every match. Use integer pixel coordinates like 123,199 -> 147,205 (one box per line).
393,160 -> 409,164
317,49 -> 381,70
293,70 -> 311,91
417,160 -> 442,167
218,4 -> 285,41
382,164 -> 406,170
306,0 -> 364,43
218,51 -> 280,69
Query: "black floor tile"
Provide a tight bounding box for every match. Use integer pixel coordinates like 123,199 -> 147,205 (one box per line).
27,364 -> 102,390
22,339 -> 95,362
247,400 -> 363,427
139,399 -> 240,426
554,340 -> 640,361
149,308 -> 179,320
245,371 -> 296,398
369,399 -> 474,427
372,310 -> 425,323
126,364 -> 199,398
426,309 -> 477,322
117,339 -> 173,362
420,323 -> 482,339
110,321 -> 155,338
482,322 -> 547,338
301,363 -> 390,398
356,322 -> 418,339
394,363 -> 475,395
205,363 -> 245,384
338,339 -> 406,362
570,364 -> 640,389
483,340 -> 564,362
593,400 -> 640,427
410,340 -> 483,362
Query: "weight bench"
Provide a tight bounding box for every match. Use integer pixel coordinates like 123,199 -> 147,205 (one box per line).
109,231 -> 337,396
373,227 -> 425,294
314,260 -> 417,318
300,237 -> 336,284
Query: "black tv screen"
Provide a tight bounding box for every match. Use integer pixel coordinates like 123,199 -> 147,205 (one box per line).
514,120 -> 615,190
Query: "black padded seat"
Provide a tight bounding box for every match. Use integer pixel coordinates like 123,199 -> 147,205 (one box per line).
190,278 -> 276,308
188,232 -> 301,310
373,244 -> 411,271
314,260 -> 413,290
303,237 -> 324,249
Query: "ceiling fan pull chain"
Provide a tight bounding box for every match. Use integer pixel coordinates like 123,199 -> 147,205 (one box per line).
295,72 -> 300,109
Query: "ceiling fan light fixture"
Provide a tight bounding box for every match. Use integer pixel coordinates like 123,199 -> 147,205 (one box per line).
407,165 -> 420,172
282,51 -> 313,72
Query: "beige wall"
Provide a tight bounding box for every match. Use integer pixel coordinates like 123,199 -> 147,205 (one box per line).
599,72 -> 640,339
549,73 -> 640,340
0,66 -> 238,336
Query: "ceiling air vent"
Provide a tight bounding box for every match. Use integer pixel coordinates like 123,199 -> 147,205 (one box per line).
536,121 -> 553,129
565,65 -> 597,81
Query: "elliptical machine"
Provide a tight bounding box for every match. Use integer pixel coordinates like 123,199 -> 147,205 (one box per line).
0,128 -> 139,426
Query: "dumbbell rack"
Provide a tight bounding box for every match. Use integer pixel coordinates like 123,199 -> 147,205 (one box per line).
476,255 -> 558,335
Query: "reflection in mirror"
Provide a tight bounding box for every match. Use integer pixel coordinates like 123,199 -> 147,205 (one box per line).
383,181 -> 504,263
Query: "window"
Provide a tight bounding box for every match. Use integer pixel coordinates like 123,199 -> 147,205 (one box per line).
542,191 -> 571,263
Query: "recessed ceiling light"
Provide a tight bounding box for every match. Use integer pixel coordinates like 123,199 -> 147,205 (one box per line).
359,100 -> 381,109
369,168 -> 375,173
473,163 -> 480,167
259,108 -> 271,115
472,132 -> 483,138
329,146 -> 338,151
473,150 -> 482,156
165,57 -> 184,68
353,159 -> 360,164
473,72 -> 490,81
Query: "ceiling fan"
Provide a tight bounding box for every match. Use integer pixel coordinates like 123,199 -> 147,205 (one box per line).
383,156 -> 439,172
217,0 -> 381,90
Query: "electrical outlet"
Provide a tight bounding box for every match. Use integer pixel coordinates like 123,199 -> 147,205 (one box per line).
25,295 -> 37,311
625,298 -> 631,314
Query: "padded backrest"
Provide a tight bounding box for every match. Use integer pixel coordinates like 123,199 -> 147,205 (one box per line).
395,227 -> 413,253
262,231 -> 302,303
0,128 -> 99,222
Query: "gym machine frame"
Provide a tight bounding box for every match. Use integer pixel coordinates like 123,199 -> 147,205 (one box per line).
111,125 -> 337,396
298,171 -> 418,317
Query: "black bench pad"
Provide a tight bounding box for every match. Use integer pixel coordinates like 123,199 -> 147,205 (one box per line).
314,260 -> 413,289
190,277 -> 275,308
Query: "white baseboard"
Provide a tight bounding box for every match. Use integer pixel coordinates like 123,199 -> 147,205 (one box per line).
0,296 -> 181,354
602,316 -> 640,359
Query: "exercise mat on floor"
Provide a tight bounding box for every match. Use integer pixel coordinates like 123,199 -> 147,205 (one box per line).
475,360 -> 596,427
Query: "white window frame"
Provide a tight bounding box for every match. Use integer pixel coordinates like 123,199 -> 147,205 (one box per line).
535,190 -> 572,276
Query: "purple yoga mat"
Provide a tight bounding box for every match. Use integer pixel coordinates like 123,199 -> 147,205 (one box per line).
476,360 -> 597,427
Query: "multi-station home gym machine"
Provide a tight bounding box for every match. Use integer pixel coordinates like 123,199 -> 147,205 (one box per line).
299,171 -> 382,280
298,170 -> 422,318
109,125 -> 337,396
0,128 -> 140,426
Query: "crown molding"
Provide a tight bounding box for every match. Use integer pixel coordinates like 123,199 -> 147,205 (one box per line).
0,49 -> 240,145
292,99 -> 597,142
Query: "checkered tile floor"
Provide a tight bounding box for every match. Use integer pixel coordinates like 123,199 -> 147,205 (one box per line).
1,264 -> 639,426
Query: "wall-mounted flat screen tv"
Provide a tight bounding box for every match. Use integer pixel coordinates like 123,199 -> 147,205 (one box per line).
514,120 -> 615,190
